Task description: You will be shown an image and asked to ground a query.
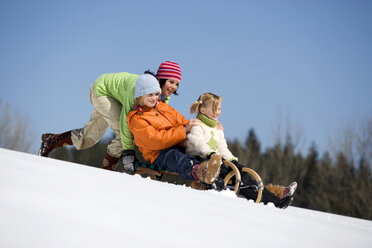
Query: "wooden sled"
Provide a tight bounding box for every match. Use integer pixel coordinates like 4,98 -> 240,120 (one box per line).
134,160 -> 264,203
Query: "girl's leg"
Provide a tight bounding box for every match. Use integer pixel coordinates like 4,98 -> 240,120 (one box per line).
70,108 -> 108,150
39,87 -> 105,157
71,86 -> 122,170
70,86 -> 109,150
154,146 -> 223,184
219,163 -> 296,209
239,173 -> 295,209
87,87 -> 123,159
154,146 -> 198,180
39,85 -> 120,170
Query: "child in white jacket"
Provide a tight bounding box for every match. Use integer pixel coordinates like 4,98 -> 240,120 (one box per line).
186,93 -> 236,162
186,92 -> 297,209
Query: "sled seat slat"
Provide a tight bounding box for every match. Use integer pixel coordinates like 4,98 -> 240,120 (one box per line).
134,162 -> 179,179
134,162 -> 169,172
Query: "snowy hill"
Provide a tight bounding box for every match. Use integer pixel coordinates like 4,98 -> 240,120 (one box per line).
0,148 -> 371,248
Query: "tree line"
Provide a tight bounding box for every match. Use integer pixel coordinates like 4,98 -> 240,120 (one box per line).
229,129 -> 372,220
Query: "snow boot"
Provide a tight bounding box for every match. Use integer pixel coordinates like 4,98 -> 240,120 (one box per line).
282,182 -> 298,198
102,152 -> 120,171
191,154 -> 222,184
239,185 -> 294,209
39,131 -> 72,157
190,180 -> 207,190
264,184 -> 285,199
265,181 -> 297,199
238,173 -> 295,209
275,195 -> 294,209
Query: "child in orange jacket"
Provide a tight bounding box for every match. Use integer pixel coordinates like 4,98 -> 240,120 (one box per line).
127,74 -> 222,185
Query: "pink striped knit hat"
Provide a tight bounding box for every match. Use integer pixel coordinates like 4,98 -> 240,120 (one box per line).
156,61 -> 182,82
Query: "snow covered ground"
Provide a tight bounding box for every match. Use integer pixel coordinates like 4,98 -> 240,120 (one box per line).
1,148 -> 371,248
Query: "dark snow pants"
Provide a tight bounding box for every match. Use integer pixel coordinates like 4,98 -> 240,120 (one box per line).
219,164 -> 289,208
154,146 -> 200,180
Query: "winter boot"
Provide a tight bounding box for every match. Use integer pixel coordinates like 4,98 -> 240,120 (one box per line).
282,182 -> 298,198
191,154 -> 222,184
190,181 -> 207,190
265,181 -> 298,199
275,195 -> 294,209
102,152 -> 120,171
264,184 -> 285,199
240,186 -> 294,209
238,173 -> 295,209
39,131 -> 73,157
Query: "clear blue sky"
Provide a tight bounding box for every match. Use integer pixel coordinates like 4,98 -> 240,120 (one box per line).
1,0 -> 371,155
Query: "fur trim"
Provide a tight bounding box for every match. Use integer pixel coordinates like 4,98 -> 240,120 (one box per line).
265,184 -> 284,199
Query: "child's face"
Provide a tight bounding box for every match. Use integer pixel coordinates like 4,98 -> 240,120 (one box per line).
143,92 -> 160,108
200,103 -> 221,121
161,79 -> 180,96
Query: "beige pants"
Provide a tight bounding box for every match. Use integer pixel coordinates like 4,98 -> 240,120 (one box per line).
71,85 -> 123,158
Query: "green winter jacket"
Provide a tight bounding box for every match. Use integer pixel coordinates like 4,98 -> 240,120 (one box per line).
93,72 -> 169,151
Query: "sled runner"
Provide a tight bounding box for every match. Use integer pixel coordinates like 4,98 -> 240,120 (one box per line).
133,159 -> 264,203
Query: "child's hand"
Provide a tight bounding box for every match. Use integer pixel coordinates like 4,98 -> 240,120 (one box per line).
216,122 -> 224,130
184,119 -> 200,133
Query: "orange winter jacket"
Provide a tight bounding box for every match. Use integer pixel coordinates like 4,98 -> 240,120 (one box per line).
127,101 -> 190,163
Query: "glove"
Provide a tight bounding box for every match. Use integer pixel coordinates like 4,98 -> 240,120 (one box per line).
207,151 -> 221,160
206,152 -> 216,160
121,150 -> 137,173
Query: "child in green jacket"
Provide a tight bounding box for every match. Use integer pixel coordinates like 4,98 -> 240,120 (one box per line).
39,61 -> 182,171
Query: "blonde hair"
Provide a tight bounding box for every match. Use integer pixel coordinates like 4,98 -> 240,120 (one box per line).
135,96 -> 146,107
190,93 -> 222,115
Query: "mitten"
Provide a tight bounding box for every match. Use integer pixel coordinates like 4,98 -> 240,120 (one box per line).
121,150 -> 137,173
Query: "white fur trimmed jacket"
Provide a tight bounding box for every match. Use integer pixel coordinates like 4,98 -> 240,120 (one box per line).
185,114 -> 237,162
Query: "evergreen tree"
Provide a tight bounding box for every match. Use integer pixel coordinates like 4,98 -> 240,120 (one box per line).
330,153 -> 356,217
353,158 -> 372,220
243,129 -> 261,172
316,152 -> 333,213
295,144 -> 319,210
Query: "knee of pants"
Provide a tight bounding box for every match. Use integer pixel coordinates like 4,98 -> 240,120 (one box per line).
157,149 -> 196,180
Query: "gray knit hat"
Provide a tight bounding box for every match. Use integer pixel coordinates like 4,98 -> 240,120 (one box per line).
134,74 -> 161,98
